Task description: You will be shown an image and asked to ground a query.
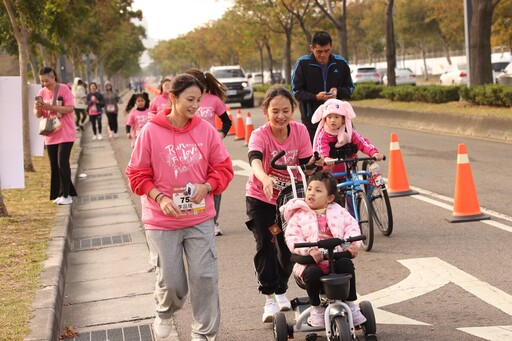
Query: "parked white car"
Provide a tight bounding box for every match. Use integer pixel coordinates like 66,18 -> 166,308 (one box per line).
439,64 -> 467,85
492,61 -> 510,83
496,62 -> 512,85
382,68 -> 417,86
351,66 -> 382,84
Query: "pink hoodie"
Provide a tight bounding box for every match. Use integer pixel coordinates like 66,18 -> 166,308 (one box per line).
282,198 -> 361,278
149,93 -> 170,114
126,110 -> 234,230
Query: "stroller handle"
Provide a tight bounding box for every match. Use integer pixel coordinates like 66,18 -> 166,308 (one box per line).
294,235 -> 366,249
325,155 -> 386,165
271,150 -> 320,171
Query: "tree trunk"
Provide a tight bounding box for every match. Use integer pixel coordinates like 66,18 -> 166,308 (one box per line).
264,38 -> 274,83
469,0 -> 500,85
385,0 -> 397,86
444,42 -> 452,65
284,29 -> 292,84
0,189 -> 8,217
340,0 -> 348,59
3,0 -> 35,172
421,45 -> 429,81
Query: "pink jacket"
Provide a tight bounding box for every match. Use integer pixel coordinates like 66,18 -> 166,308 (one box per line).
282,198 -> 361,278
314,129 -> 378,175
149,93 -> 170,114
125,111 -> 234,230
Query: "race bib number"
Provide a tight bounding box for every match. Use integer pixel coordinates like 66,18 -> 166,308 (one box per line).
268,169 -> 291,198
172,186 -> 206,217
106,104 -> 116,112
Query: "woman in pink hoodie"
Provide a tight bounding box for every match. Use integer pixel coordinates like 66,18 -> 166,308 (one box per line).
126,74 -> 234,340
148,77 -> 172,114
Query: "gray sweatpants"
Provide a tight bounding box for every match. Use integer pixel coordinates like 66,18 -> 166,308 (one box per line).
146,219 -> 219,340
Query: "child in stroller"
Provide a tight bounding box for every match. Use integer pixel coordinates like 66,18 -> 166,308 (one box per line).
281,170 -> 366,328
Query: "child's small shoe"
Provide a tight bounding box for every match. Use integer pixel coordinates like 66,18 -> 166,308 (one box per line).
307,306 -> 325,327
349,303 -> 367,326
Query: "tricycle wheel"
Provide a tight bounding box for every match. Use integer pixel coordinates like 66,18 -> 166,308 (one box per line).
273,312 -> 288,341
330,315 -> 351,341
359,301 -> 377,336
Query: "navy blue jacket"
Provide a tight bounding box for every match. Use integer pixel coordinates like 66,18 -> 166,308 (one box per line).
292,53 -> 354,131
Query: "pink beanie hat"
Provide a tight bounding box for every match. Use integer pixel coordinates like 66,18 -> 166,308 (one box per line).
311,99 -> 356,147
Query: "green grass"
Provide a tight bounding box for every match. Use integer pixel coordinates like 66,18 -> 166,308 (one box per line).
0,154 -> 57,340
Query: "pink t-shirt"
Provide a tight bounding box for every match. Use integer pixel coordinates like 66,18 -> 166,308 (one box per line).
246,121 -> 313,205
37,83 -> 76,145
125,108 -> 151,147
149,94 -> 169,114
195,93 -> 226,127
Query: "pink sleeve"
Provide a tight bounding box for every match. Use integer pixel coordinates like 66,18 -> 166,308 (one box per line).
296,123 -> 313,159
214,96 -> 227,116
125,129 -> 155,195
351,130 -> 378,156
125,111 -> 134,126
59,84 -> 75,108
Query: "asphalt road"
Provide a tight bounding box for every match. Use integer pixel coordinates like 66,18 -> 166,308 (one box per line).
112,100 -> 512,341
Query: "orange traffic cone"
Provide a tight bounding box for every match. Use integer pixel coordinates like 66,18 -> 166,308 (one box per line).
387,133 -> 418,197
215,114 -> 222,131
447,144 -> 490,223
234,109 -> 245,140
226,107 -> 235,136
244,112 -> 254,146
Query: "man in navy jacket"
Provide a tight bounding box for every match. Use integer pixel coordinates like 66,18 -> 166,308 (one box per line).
292,31 -> 354,143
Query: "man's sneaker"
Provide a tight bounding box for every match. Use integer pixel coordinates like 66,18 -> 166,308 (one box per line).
275,293 -> 291,311
97,134 -> 103,140
307,306 -> 325,327
92,135 -> 97,141
52,197 -> 62,204
153,316 -> 173,338
57,196 -> 72,205
214,225 -> 223,236
349,303 -> 367,326
262,297 -> 279,323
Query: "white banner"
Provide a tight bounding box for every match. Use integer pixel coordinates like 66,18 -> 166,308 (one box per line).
0,76 -> 24,189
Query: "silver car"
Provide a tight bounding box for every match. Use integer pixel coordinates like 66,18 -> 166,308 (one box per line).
382,68 -> 417,86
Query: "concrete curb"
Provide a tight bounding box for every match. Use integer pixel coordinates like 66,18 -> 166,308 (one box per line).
349,105 -> 512,144
25,134 -> 83,341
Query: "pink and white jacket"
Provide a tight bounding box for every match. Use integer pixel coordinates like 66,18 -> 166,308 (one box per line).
282,198 -> 361,278
125,111 -> 234,230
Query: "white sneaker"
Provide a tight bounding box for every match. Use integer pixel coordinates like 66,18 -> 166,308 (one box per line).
153,316 -> 173,338
275,293 -> 291,311
262,297 -> 279,323
307,306 -> 325,327
214,226 -> 223,236
57,196 -> 72,205
92,135 -> 97,141
52,197 -> 62,204
349,303 -> 367,326
97,134 -> 103,140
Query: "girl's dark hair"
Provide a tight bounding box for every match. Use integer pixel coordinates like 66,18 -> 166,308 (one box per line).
39,66 -> 58,82
169,74 -> 204,98
125,92 -> 150,113
89,82 -> 98,91
184,68 -> 227,102
261,86 -> 297,112
158,78 -> 172,94
307,171 -> 343,205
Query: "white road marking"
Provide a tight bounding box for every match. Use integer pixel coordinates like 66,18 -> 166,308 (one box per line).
358,257 -> 512,330
458,326 -> 512,341
232,159 -> 252,177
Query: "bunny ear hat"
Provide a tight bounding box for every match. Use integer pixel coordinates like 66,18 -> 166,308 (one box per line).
311,99 -> 356,147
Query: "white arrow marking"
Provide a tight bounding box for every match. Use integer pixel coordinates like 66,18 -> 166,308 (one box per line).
232,159 -> 252,177
458,325 -> 512,341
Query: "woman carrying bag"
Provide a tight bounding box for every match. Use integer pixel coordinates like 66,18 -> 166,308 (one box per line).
34,66 -> 77,205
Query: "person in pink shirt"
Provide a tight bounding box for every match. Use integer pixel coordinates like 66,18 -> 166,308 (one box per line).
185,68 -> 233,236
34,67 -> 77,205
124,92 -> 150,148
125,74 -> 234,340
311,98 -> 383,215
148,78 -> 172,114
283,171 -> 366,327
245,86 -> 323,323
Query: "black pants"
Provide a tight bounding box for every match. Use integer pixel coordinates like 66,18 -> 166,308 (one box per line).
74,108 -> 86,126
302,258 -> 357,306
246,197 -> 292,295
89,114 -> 102,135
106,113 -> 118,133
47,142 -> 77,200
